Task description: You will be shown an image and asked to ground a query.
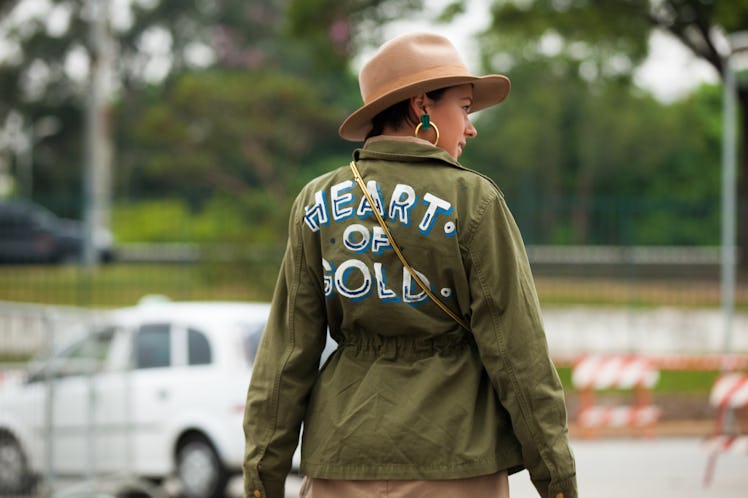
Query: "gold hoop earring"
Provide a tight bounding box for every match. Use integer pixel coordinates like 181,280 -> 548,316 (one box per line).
414,115 -> 440,146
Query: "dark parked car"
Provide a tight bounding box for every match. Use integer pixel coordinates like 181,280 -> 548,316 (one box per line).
0,199 -> 114,263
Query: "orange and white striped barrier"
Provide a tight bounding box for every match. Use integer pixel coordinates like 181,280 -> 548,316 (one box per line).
703,373 -> 748,486
577,405 -> 661,429
572,354 -> 661,438
572,354 -> 659,390
704,435 -> 748,454
709,373 -> 748,412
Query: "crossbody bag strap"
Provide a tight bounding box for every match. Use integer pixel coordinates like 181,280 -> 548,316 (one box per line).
349,160 -> 469,331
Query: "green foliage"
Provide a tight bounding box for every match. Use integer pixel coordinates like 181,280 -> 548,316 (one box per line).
113,199 -> 194,242
117,68 -> 343,205
112,193 -> 291,246
481,0 -> 650,79
436,1 -> 466,23
0,263 -> 279,307
477,0 -> 748,261
655,369 -> 721,394
0,352 -> 31,364
463,55 -> 722,246
557,366 -> 720,394
286,0 -> 424,71
0,0 -> 736,252
466,0 -> 729,245
715,0 -> 748,33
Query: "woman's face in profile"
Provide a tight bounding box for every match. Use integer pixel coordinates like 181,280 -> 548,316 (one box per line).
427,84 -> 478,159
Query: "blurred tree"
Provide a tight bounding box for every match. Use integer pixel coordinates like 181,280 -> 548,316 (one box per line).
462,57 -> 585,242
0,0 -> 419,212
124,69 -> 339,201
286,0 -> 423,72
0,0 -> 223,211
462,57 -> 721,246
465,0 -> 747,260
0,0 -> 728,250
111,0 -> 426,244
0,0 -> 16,15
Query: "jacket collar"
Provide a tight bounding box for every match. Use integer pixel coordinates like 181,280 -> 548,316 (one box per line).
353,136 -> 465,170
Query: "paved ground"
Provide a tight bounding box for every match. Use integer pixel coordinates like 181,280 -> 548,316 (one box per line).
27,435 -> 747,498
273,436 -> 747,498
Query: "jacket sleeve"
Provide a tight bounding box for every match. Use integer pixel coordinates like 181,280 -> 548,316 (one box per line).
464,190 -> 577,498
243,197 -> 328,498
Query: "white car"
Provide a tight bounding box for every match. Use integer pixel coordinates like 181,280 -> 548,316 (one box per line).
0,299 -> 274,498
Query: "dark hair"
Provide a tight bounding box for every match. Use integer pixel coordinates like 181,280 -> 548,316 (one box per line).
366,88 -> 448,140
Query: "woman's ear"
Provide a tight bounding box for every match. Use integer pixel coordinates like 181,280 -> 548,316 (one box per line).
408,94 -> 430,123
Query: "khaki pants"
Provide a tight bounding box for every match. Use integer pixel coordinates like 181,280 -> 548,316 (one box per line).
299,471 -> 509,498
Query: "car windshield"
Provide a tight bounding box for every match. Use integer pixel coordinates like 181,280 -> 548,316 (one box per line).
26,327 -> 116,382
29,205 -> 56,228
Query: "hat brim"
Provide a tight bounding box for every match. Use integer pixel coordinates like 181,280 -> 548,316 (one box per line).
339,74 -> 510,142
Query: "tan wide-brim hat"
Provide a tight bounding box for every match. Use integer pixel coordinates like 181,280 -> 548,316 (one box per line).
339,32 -> 511,142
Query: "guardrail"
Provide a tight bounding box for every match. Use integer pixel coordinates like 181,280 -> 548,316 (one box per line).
526,245 -> 728,279
114,243 -> 282,264
0,301 -> 95,357
114,243 -> 729,278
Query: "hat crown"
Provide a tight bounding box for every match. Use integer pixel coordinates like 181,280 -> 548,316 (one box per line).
359,33 -> 471,105
338,32 -> 510,141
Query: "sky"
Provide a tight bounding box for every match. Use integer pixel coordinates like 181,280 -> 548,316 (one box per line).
375,0 -> 720,103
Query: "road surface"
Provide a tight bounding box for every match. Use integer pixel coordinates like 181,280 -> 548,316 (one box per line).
28,437 -> 747,497
275,437 -> 747,498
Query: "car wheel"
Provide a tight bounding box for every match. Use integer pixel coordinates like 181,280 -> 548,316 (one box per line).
0,434 -> 33,495
176,435 -> 227,498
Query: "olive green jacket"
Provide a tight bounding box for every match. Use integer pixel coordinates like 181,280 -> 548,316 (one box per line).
243,138 -> 577,498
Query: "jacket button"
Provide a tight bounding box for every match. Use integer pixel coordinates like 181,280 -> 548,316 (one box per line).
253,490 -> 262,498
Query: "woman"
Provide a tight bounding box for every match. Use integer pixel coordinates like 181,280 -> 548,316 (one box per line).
244,32 -> 577,498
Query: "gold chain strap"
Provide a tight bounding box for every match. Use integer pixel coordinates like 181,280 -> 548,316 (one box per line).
349,160 -> 469,330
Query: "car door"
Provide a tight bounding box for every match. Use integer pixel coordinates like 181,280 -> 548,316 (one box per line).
89,325 -> 133,474
48,329 -> 116,475
129,322 -> 177,475
0,206 -> 34,261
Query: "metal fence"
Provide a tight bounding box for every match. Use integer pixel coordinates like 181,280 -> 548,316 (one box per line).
0,245 -> 746,498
